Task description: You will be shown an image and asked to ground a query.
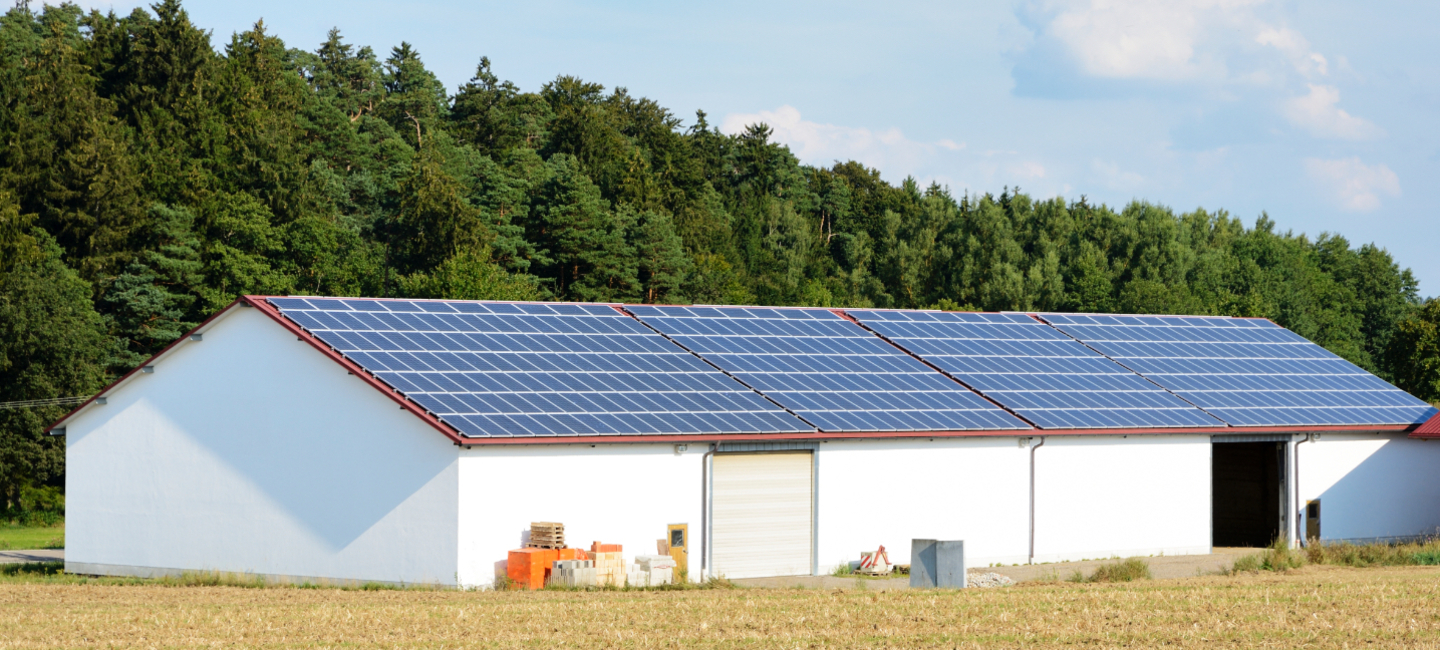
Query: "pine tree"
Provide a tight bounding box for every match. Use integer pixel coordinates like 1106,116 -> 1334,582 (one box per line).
385,146 -> 491,276
193,192 -> 295,312
102,0 -> 222,206
450,57 -> 552,156
378,42 -> 448,148
629,208 -> 690,304
215,21 -> 314,221
530,154 -> 636,301
0,10 -> 145,280
96,203 -> 202,367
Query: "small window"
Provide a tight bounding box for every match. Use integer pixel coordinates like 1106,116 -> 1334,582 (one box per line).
670,528 -> 685,548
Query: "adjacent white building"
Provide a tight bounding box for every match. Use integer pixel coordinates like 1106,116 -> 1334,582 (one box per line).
49,296 -> 1440,587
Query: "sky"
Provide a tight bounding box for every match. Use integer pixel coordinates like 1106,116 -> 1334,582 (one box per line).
77,0 -> 1440,296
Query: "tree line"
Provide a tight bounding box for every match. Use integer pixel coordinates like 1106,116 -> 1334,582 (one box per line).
2,1 -> 1438,509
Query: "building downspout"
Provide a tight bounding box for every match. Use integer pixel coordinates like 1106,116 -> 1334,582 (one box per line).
701,443 -> 716,580
1295,433 -> 1313,547
1028,436 -> 1045,565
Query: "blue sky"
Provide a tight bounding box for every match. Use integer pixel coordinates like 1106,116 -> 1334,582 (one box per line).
80,0 -> 1440,295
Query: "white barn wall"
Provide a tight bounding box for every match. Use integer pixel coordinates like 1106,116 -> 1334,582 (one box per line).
1299,434 -> 1440,542
64,306 -> 460,585
817,437 -> 1031,570
1033,435 -> 1211,563
456,444 -> 703,588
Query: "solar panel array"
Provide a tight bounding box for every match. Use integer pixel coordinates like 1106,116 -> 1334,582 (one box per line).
266,298 -> 814,437
1042,313 -> 1438,427
626,305 -> 1030,433
847,310 -> 1225,429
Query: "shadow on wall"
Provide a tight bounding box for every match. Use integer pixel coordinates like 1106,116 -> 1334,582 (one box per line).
190,418 -> 456,551
1316,438 -> 1440,542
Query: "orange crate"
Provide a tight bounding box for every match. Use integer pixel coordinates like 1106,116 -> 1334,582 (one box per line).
556,548 -> 589,561
507,548 -> 557,590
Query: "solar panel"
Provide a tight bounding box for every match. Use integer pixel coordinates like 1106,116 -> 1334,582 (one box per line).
1041,313 -> 1438,427
846,310 -> 1225,429
265,297 -> 814,438
625,305 -> 1030,433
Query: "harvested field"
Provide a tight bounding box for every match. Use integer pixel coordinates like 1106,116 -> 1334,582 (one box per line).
2,566 -> 1439,648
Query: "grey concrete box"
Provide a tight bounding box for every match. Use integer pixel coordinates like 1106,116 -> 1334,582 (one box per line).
910,539 -> 966,588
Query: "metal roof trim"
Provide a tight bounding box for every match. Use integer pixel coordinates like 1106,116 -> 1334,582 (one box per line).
1410,411 -> 1440,439
448,423 -> 1412,445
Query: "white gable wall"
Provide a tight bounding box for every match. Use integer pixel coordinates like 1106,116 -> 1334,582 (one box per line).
64,306 -> 460,586
1299,433 -> 1440,543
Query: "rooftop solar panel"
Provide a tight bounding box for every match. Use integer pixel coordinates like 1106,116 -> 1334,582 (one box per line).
1041,313 -> 1438,427
625,305 -> 1030,433
846,310 -> 1225,429
265,297 -> 815,438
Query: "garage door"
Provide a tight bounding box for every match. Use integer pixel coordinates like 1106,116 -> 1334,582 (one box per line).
712,452 -> 813,579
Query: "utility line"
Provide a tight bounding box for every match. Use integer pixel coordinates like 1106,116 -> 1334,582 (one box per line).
0,396 -> 91,410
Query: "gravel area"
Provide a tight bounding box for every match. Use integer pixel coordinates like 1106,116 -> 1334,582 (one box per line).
966,572 -> 1014,588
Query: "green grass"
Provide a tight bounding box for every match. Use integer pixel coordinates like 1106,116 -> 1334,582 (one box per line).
0,525 -> 63,550
0,562 -> 436,590
1229,536 -> 1440,573
1067,557 -> 1152,583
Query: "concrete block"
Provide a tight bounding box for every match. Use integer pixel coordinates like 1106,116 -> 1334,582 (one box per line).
635,555 -> 677,571
910,539 -> 966,588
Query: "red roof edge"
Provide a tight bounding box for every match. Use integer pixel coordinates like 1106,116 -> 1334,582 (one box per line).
244,296 -> 468,445
445,423 -> 1414,446
1410,411 -> 1440,439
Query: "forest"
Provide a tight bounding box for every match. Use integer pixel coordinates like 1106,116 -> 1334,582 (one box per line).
2,1 -> 1439,511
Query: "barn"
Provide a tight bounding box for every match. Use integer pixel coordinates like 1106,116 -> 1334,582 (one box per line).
48,295 -> 1440,587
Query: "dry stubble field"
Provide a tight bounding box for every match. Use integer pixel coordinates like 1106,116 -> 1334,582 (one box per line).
3,565 -> 1439,648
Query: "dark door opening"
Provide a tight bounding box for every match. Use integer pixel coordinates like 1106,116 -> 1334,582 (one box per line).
1212,442 -> 1281,547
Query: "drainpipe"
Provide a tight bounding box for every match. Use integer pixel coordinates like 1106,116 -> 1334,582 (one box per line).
701,442 -> 716,580
1294,433 -> 1313,547
1028,436 -> 1045,565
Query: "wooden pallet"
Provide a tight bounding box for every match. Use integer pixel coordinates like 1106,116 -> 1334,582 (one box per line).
527,522 -> 566,549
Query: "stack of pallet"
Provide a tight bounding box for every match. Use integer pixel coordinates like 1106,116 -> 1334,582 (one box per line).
527,522 -> 565,549
589,542 -> 624,586
629,554 -> 676,586
548,559 -> 597,587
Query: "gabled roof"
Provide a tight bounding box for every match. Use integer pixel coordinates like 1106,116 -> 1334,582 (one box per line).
1412,412 -> 1440,439
48,296 -> 1436,445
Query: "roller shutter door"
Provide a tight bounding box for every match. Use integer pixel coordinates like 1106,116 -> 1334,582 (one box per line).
712,452 -> 813,579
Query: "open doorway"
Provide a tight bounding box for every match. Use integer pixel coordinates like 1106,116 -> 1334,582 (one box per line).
1212,442 -> 1282,547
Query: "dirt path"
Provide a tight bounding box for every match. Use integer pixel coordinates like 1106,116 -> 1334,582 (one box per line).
0,549 -> 64,564
732,548 -> 1261,589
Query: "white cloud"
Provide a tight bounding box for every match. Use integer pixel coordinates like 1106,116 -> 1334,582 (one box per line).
1091,158 -> 1145,190
1032,0 -> 1279,82
719,105 -> 964,176
1024,1 -> 1338,84
1304,157 -> 1400,212
1255,27 -> 1327,76
1023,1 -> 1386,143
1283,84 -> 1384,140
1011,161 -> 1048,180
